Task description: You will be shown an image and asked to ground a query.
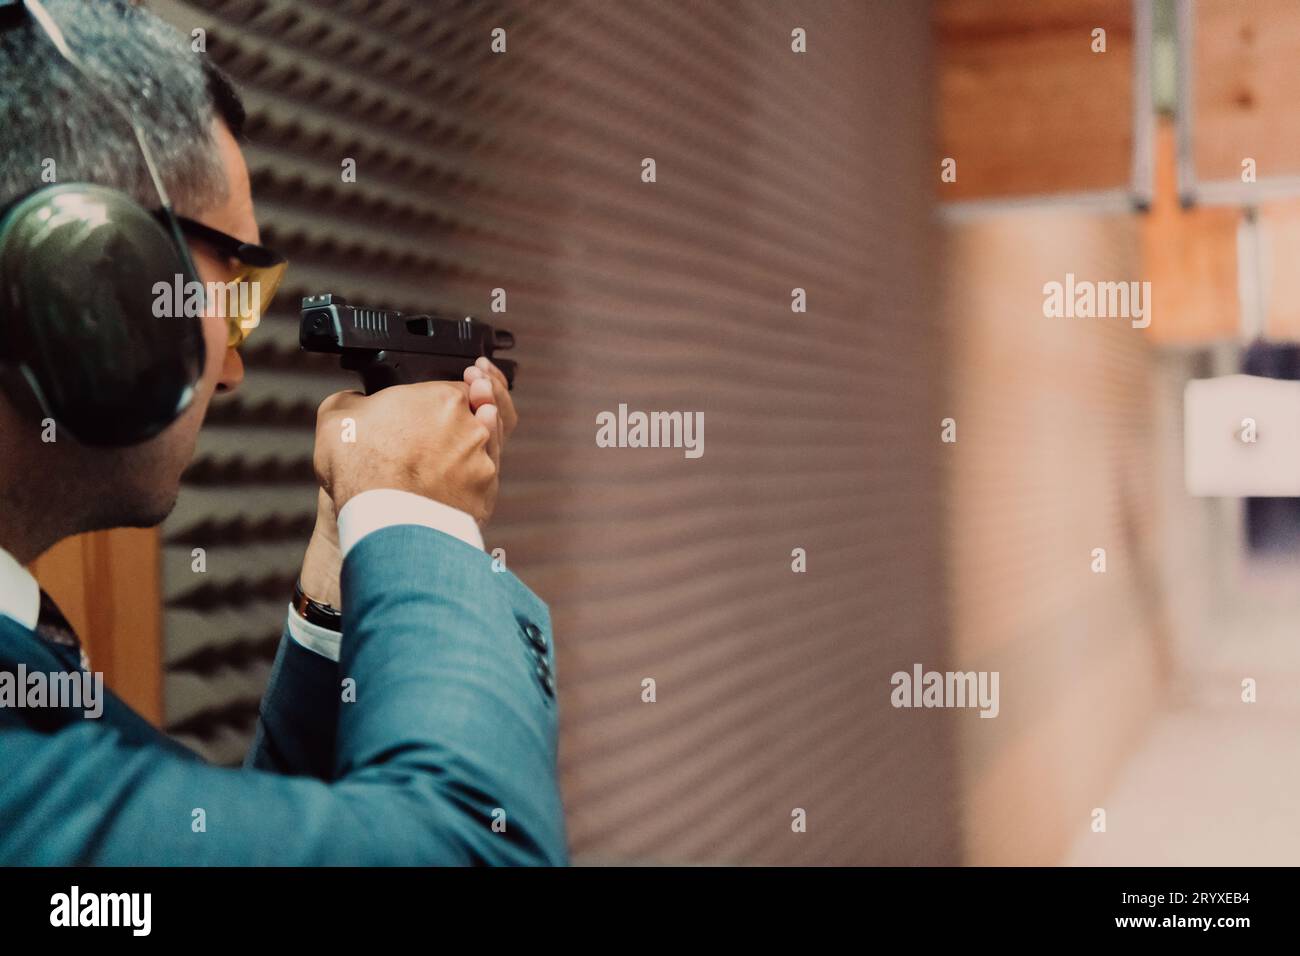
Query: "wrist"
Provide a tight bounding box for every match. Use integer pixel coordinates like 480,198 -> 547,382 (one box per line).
292,578 -> 342,632
300,530 -> 342,607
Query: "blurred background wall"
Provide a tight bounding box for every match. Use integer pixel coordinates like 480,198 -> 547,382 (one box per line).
941,211 -> 1167,865
133,0 -> 958,865
938,0 -> 1300,865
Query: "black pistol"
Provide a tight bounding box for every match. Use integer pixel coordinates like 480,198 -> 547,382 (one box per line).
300,293 -> 516,395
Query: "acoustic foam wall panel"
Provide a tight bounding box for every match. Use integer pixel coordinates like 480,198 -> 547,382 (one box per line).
149,0 -> 956,864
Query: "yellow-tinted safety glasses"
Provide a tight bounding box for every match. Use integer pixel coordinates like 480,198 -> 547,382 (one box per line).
175,215 -> 288,347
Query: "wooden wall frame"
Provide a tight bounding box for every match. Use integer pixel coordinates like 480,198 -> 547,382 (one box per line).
29,527 -> 163,726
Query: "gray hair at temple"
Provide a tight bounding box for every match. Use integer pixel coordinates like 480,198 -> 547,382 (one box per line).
0,0 -> 245,215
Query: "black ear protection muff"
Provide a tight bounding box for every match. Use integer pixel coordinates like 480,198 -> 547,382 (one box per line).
0,0 -> 206,447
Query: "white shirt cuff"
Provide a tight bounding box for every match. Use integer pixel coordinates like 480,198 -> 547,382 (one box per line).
286,603 -> 342,662
337,488 -> 484,559
287,489 -> 484,662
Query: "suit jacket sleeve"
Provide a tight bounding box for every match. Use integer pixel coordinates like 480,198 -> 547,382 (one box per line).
243,625 -> 340,781
0,525 -> 568,865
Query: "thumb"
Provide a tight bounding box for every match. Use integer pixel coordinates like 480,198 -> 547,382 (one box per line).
476,403 -> 501,470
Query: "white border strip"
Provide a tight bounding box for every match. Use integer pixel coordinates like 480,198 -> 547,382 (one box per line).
937,188 -> 1134,223
1131,0 -> 1156,208
1174,0 -> 1197,204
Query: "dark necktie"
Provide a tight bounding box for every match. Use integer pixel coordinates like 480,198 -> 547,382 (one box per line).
34,588 -> 89,671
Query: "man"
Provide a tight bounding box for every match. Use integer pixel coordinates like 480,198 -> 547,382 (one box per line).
0,0 -> 566,864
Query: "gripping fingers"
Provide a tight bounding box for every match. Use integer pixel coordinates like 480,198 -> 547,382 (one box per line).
467,373 -> 496,411
474,357 -> 517,436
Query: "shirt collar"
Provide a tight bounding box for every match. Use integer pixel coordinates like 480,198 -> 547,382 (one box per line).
0,544 -> 40,631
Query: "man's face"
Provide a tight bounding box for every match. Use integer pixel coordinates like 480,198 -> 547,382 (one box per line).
92,119 -> 253,528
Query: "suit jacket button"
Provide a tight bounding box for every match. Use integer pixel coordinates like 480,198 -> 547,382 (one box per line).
523,622 -> 548,653
535,663 -> 556,697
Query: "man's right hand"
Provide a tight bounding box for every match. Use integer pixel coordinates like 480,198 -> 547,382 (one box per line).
312,380 -> 500,523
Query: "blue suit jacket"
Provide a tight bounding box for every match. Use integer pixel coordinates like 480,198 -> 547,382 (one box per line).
0,525 -> 568,864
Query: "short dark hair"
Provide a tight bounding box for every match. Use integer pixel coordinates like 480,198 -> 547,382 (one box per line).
0,0 -> 241,215
204,57 -> 246,141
